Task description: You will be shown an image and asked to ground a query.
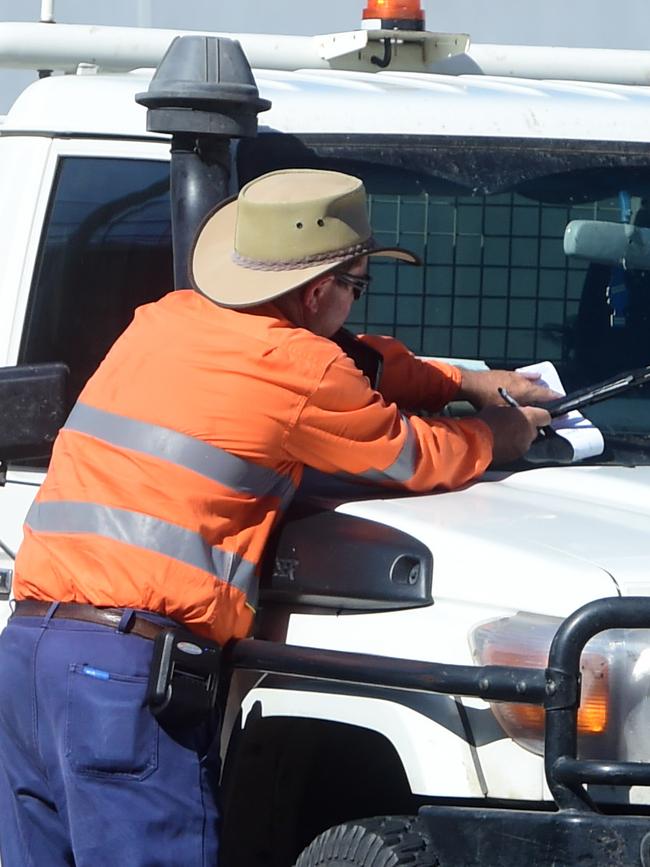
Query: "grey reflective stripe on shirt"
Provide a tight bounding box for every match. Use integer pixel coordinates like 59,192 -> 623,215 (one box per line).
357,415 -> 418,485
25,500 -> 259,605
65,402 -> 295,506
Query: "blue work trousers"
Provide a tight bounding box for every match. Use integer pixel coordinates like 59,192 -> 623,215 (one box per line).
0,609 -> 220,866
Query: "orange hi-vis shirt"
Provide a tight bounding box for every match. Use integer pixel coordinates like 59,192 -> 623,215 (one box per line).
14,290 -> 493,644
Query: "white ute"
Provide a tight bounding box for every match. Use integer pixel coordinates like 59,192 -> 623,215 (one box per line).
3,2 -> 650,865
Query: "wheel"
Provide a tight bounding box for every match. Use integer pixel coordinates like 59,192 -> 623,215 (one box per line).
294,815 -> 440,866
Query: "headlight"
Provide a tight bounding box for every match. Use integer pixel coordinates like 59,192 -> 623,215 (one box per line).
470,613 -> 650,760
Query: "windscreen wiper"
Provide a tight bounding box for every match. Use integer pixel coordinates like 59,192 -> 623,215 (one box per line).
543,365 -> 650,418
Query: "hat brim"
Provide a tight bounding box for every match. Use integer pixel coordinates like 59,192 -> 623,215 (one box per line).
190,196 -> 421,308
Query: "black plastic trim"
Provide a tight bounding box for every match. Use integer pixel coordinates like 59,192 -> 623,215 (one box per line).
545,597 -> 650,810
0,130 -> 171,142
419,805 -> 650,867
238,132 -> 650,197
0,363 -> 68,461
260,507 -> 433,612
255,672 -> 507,746
227,639 -> 547,704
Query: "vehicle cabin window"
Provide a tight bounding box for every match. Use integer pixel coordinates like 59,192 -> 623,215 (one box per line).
238,134 -> 650,399
352,190 -> 614,379
19,156 -> 173,408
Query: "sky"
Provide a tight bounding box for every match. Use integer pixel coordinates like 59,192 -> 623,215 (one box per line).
1,0 -> 650,112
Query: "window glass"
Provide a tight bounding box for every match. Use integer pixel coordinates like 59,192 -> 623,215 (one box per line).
350,185 -> 650,391
20,156 -> 172,407
354,188 -> 586,370
352,183 -> 650,439
239,136 -> 650,444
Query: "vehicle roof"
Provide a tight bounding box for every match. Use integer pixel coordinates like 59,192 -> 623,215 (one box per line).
3,66 -> 650,144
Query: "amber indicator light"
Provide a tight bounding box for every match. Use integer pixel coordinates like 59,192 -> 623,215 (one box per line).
362,0 -> 425,24
485,647 -> 609,738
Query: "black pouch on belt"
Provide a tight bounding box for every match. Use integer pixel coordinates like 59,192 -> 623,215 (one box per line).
146,628 -> 222,728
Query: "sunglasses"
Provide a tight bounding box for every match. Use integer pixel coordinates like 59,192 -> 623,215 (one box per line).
336,272 -> 372,300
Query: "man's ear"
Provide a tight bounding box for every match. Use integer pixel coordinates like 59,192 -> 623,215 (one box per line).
302,275 -> 333,314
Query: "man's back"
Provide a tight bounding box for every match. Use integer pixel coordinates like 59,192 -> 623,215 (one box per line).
14,290 -> 340,642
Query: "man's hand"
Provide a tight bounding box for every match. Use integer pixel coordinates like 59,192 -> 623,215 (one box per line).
478,404 -> 552,465
458,368 -> 560,409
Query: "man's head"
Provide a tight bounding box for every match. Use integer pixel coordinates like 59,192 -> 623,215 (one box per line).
273,255 -> 370,337
190,168 -> 419,333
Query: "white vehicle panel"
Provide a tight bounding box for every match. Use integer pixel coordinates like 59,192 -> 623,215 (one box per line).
327,466 -> 650,616
0,137 -> 52,365
286,599 -> 498,665
3,73 -> 159,140
5,68 -> 650,144
278,465 -> 648,802
258,70 -> 650,141
477,736 -> 547,800
241,687 -> 484,798
281,601 -> 544,800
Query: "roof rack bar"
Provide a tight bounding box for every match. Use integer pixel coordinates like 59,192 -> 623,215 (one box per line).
0,21 -> 468,76
0,22 -> 335,74
3,21 -> 650,86
464,43 -> 650,86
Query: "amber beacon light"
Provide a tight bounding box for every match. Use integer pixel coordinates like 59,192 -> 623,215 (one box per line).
362,0 -> 426,31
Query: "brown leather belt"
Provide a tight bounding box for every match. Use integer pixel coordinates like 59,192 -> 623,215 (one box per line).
12,600 -> 170,641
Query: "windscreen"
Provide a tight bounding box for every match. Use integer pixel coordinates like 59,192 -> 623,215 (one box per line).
239,134 -> 650,458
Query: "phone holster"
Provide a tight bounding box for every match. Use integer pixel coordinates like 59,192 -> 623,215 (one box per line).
146,628 -> 221,728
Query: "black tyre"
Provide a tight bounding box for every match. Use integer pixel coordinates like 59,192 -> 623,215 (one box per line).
294,815 -> 440,866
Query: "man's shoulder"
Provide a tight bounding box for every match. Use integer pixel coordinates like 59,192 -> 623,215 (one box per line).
133,290 -> 349,381
281,326 -> 348,380
284,326 -> 342,359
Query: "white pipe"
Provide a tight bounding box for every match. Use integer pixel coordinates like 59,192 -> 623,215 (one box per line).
0,22 -> 333,73
3,21 -> 650,87
464,43 -> 650,86
40,1 -> 54,24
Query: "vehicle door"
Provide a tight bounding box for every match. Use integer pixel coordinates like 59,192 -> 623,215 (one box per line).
0,137 -> 173,630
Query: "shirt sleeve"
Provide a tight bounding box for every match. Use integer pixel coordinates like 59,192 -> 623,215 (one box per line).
358,334 -> 462,412
284,350 -> 493,494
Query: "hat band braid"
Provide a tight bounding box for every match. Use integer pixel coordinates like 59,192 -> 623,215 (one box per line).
232,238 -> 377,272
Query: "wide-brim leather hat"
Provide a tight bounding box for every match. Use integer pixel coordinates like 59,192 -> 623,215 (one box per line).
190,168 -> 420,308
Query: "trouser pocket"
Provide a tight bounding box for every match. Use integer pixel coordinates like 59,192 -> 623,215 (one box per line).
66,663 -> 158,780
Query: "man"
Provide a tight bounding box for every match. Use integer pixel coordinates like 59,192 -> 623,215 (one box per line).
0,168 -> 552,866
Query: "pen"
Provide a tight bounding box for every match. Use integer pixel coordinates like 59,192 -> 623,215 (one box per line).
498,386 -> 555,438
498,387 -> 520,408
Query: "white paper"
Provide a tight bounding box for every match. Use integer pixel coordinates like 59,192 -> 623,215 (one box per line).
516,361 -> 605,461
